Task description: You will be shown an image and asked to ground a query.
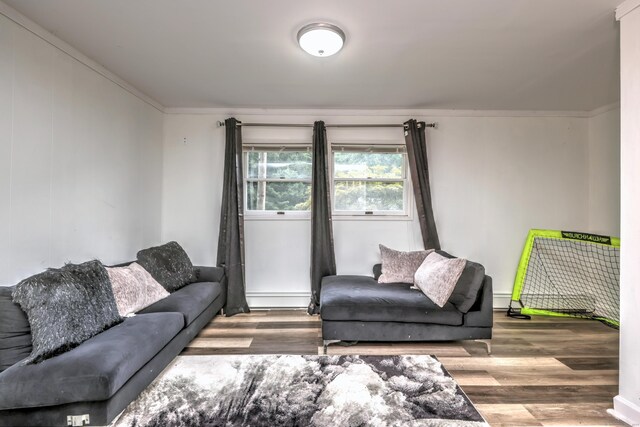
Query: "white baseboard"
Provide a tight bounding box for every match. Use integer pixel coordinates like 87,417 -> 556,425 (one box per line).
493,293 -> 512,309
247,292 -> 310,308
247,291 -> 512,309
608,395 -> 640,426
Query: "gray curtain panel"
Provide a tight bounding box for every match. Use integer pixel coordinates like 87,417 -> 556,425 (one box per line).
308,121 -> 337,315
217,117 -> 250,316
404,119 -> 441,250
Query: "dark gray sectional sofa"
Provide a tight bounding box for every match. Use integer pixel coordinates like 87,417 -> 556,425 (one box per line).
320,251 -> 493,353
0,265 -> 226,427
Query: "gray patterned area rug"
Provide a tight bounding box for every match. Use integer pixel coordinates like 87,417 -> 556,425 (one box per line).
112,355 -> 488,427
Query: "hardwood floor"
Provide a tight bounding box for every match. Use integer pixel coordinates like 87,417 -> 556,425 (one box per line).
182,310 -> 623,426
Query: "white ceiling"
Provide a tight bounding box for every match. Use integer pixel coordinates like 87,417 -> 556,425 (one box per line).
4,0 -> 621,111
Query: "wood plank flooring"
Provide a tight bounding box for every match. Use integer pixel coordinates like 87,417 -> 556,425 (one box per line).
182,310 -> 623,426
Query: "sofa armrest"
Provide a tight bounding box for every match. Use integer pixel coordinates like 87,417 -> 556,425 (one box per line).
194,266 -> 225,283
463,275 -> 493,328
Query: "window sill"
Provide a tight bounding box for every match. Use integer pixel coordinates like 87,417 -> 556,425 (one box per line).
244,213 -> 413,222
332,213 -> 413,222
245,213 -> 311,221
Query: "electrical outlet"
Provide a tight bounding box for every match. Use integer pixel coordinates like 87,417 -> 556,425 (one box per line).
67,414 -> 90,426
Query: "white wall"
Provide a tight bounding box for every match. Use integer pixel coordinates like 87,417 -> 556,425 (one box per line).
588,107 -> 621,236
0,3 -> 619,310
612,2 -> 640,424
0,12 -> 164,286
162,110 -> 612,308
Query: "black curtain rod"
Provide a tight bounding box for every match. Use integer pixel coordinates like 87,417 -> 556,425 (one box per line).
216,121 -> 437,129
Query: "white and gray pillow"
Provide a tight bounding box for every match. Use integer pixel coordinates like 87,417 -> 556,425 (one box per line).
414,252 -> 467,307
137,241 -> 196,292
378,244 -> 434,284
11,260 -> 122,365
106,263 -> 169,317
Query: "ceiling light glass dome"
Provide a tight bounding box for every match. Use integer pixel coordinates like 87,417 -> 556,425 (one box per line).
297,23 -> 345,57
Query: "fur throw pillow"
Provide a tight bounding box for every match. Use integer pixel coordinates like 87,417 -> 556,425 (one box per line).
11,260 -> 122,365
137,241 -> 196,292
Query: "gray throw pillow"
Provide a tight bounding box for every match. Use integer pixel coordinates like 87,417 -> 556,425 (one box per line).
414,252 -> 467,307
0,286 -> 32,371
137,241 -> 196,292
11,260 -> 122,365
378,244 -> 434,284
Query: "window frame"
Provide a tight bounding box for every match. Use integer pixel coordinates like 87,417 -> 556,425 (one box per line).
329,143 -> 413,219
243,144 -> 312,220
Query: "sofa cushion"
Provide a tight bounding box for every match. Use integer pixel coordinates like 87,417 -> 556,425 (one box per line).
137,281 -> 223,326
0,287 -> 31,372
11,261 -> 122,365
0,312 -> 183,410
320,275 -> 463,326
437,251 -> 486,313
137,241 -> 196,292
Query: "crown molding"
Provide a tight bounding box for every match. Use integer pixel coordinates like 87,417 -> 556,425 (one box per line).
616,0 -> 640,20
589,102 -> 621,117
164,107 -> 594,118
0,1 -> 164,112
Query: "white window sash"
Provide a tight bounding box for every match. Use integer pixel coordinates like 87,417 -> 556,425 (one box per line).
330,146 -> 410,217
243,149 -> 312,216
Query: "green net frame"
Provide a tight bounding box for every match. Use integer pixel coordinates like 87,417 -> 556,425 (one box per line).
510,229 -> 620,327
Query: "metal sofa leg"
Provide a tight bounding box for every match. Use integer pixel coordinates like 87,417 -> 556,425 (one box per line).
474,339 -> 492,355
323,340 -> 341,354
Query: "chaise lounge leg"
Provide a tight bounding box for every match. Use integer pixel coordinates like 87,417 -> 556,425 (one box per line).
322,340 -> 341,355
474,339 -> 492,355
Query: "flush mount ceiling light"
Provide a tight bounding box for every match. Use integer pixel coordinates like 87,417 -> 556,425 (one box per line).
297,23 -> 345,57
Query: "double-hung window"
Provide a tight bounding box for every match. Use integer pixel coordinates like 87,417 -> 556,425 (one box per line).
332,145 -> 410,217
244,145 -> 312,217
